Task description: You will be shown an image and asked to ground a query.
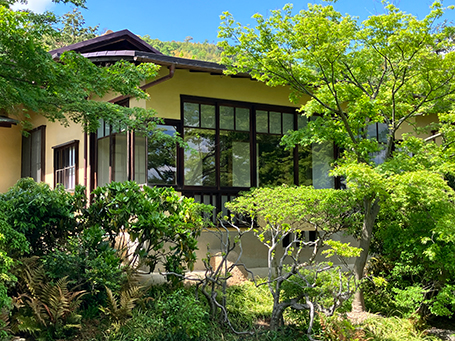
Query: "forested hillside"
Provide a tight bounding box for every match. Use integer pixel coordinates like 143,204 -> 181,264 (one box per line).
141,35 -> 223,62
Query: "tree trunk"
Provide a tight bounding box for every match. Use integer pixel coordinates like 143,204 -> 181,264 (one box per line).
351,196 -> 380,313
270,301 -> 287,330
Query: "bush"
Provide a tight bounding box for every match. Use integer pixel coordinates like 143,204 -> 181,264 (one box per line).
0,178 -> 84,256
87,181 -> 210,279
0,212 -> 28,310
104,287 -> 209,341
42,225 -> 125,308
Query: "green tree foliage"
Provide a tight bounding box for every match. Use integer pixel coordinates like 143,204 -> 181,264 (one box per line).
141,35 -> 223,62
219,1 -> 455,313
1,1 -> 160,132
43,8 -> 99,50
371,168 -> 455,317
226,186 -> 362,337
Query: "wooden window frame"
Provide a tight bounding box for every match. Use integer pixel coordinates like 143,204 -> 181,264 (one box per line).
21,125 -> 46,182
53,140 -> 79,190
179,95 -> 309,218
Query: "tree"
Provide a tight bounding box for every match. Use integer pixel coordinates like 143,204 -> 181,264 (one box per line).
43,8 -> 99,50
219,1 -> 455,312
1,1 -> 160,132
225,186 -> 362,338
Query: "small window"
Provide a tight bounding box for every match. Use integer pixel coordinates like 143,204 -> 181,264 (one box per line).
22,126 -> 46,182
54,141 -> 79,190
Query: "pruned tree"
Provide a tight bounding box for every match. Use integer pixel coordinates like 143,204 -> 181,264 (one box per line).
226,186 -> 362,339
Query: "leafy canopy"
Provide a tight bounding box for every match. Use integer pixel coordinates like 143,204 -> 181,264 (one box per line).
219,2 -> 455,163
0,1 -> 160,132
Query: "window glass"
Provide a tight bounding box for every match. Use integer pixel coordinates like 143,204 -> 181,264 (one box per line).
220,106 -> 234,130
113,133 -> 127,182
378,123 -> 388,144
256,110 -> 268,133
256,134 -> 294,186
220,131 -> 250,187
54,143 -> 78,190
298,115 -> 308,129
97,119 -> 104,138
184,128 -> 216,186
367,123 -> 377,140
148,125 -> 177,185
312,142 -> 334,189
135,135 -> 147,184
270,112 -> 282,134
283,113 -> 294,133
235,107 -> 250,131
97,137 -> 110,187
184,102 -> 199,127
22,127 -> 44,182
298,145 -> 313,186
31,130 -> 42,181
201,104 -> 215,129
21,134 -> 31,179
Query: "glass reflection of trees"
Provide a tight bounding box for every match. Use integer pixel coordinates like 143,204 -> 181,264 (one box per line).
147,125 -> 177,185
220,131 -> 250,187
184,128 -> 216,186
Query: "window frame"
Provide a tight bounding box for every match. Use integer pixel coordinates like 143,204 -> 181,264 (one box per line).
53,140 -> 79,190
21,125 -> 46,182
179,95 -> 315,220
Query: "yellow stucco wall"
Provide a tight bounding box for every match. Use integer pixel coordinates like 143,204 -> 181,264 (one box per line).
30,115 -> 86,189
396,113 -> 440,143
0,124 -> 22,192
146,68 -> 306,119
0,114 -> 88,193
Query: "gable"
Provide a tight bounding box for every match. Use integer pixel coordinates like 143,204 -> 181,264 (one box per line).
49,29 -> 162,57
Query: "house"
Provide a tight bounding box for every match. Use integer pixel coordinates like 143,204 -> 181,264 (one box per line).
0,29 -> 436,271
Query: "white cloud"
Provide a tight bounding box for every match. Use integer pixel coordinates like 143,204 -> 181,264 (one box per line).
11,0 -> 55,13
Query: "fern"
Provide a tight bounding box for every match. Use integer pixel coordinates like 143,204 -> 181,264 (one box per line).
100,285 -> 143,327
11,257 -> 85,340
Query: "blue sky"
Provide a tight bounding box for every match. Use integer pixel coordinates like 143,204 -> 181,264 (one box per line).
14,0 -> 455,43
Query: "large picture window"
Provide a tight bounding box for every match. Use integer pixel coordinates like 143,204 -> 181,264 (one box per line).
94,96 -> 335,219
177,96 -> 334,217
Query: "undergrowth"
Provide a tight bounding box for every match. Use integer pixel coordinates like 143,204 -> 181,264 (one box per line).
11,281 -> 442,341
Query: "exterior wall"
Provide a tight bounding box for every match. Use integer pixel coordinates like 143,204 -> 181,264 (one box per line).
146,68 -> 307,119
0,114 -> 88,194
396,113 -> 440,142
193,229 -> 359,271
0,124 -> 22,192
30,115 -> 86,189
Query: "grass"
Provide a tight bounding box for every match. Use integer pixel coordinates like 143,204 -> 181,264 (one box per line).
362,316 -> 438,341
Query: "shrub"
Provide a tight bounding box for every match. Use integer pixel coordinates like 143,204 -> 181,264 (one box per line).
104,287 -> 209,341
0,178 -> 84,256
87,181 -> 210,279
154,288 -> 208,338
42,225 -> 125,307
0,212 -> 28,310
